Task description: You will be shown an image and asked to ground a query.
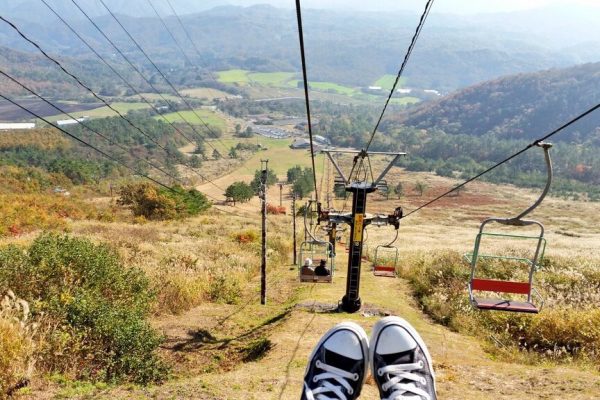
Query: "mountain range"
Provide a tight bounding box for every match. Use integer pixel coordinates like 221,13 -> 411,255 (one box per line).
0,4 -> 598,92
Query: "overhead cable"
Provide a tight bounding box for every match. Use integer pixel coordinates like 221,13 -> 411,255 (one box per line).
294,0 -> 319,204
403,102 -> 600,219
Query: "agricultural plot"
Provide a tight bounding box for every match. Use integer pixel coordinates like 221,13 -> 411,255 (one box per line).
0,99 -> 103,122
216,69 -> 252,84
44,102 -> 151,122
374,74 -> 408,90
157,108 -> 227,131
180,87 -> 236,100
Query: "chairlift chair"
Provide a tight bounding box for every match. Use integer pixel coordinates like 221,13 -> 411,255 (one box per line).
464,143 -> 552,313
373,230 -> 399,277
298,240 -> 335,283
298,200 -> 335,283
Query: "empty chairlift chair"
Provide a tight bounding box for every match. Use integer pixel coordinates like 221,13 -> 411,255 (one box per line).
373,230 -> 399,277
464,143 -> 552,313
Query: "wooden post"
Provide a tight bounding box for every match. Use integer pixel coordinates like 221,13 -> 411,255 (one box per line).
260,160 -> 268,305
292,192 -> 297,265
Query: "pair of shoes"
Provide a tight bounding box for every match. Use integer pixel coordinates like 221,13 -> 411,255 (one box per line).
300,317 -> 437,400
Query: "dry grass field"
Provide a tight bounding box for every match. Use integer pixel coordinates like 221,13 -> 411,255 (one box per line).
2,142 -> 599,399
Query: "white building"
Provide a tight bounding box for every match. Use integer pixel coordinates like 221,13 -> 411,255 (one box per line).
56,117 -> 88,126
0,123 -> 35,130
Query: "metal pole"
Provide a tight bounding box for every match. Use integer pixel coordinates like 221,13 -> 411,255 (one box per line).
292,193 -> 297,265
260,160 -> 268,305
278,183 -> 284,207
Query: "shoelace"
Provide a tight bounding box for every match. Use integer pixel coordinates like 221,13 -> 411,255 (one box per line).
378,360 -> 431,400
304,359 -> 359,400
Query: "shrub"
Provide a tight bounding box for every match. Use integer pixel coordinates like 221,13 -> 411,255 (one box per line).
232,229 -> 259,244
118,182 -> 210,220
0,291 -> 37,399
0,234 -> 168,384
266,204 -> 286,215
225,182 -> 254,205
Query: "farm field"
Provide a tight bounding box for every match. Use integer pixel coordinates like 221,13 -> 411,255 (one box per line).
374,74 -> 409,90
44,102 -> 151,122
0,99 -> 104,122
156,108 -> 228,131
180,87 -> 237,100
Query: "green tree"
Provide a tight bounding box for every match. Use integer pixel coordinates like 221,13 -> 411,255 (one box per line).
414,181 -> 428,197
213,149 -> 222,160
395,182 -> 404,199
189,155 -> 202,168
250,168 -> 278,193
225,181 -> 254,205
229,147 -> 238,159
287,165 -> 303,183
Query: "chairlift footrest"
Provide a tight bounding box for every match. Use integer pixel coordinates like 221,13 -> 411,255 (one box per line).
473,297 -> 539,313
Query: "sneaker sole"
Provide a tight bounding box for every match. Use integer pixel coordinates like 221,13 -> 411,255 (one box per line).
369,316 -> 437,394
304,321 -> 370,389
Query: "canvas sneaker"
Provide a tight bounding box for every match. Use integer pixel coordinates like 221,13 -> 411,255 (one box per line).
301,322 -> 369,400
370,316 -> 437,400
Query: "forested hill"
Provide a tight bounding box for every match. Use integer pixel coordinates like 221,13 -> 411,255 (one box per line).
395,62 -> 600,143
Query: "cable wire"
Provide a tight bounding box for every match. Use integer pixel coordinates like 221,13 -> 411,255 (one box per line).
364,0 -> 434,152
165,0 -> 205,62
0,14 -> 226,194
0,69 -> 181,183
96,0 -> 240,166
67,0 -> 223,158
41,0 -> 218,158
0,93 -> 178,193
145,0 -> 195,67
402,101 -> 600,219
295,0 -> 319,204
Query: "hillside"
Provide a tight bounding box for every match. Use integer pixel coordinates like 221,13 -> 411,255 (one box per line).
395,62 -> 600,143
0,5 -> 589,92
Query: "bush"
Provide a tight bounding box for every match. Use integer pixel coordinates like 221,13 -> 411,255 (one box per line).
225,182 -> 254,205
118,182 -> 210,220
232,229 -> 259,244
0,234 -> 168,384
0,291 -> 36,399
267,204 -> 286,215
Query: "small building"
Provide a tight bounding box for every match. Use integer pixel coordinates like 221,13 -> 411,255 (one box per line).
290,138 -> 311,149
368,86 -> 382,91
424,89 -> 441,96
0,122 -> 35,130
397,88 -> 412,94
56,117 -> 88,126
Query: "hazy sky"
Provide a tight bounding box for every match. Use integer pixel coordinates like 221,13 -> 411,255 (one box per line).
230,0 -> 600,14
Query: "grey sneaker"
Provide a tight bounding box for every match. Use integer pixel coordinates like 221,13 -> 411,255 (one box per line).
370,317 -> 437,400
301,322 -> 369,400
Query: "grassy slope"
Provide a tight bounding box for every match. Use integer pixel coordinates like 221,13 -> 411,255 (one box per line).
7,124 -> 600,398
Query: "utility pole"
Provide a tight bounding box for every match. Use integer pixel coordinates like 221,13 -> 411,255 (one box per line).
292,193 -> 297,265
260,160 -> 269,305
278,183 -> 284,207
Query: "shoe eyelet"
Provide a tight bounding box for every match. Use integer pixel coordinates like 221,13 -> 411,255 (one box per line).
377,368 -> 383,376
418,360 -> 424,368
352,373 -> 359,381
348,388 -> 353,395
313,377 -> 318,383
315,360 -> 321,368
421,378 -> 427,385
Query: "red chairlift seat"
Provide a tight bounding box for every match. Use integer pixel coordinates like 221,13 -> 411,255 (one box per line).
470,278 -> 539,313
373,265 -> 396,278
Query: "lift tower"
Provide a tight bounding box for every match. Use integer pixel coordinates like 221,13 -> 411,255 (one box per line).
320,149 -> 405,312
